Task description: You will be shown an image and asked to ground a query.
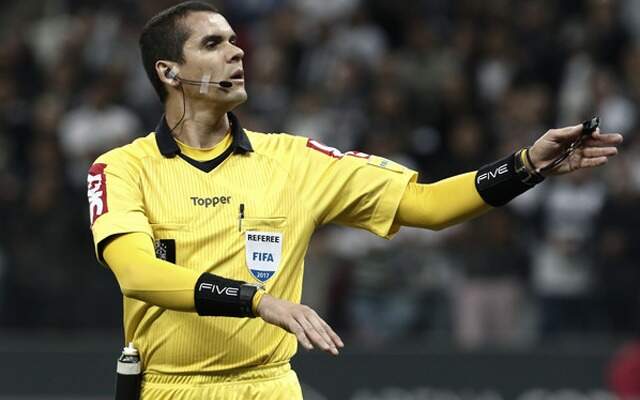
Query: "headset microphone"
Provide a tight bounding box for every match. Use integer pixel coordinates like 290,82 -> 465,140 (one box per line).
179,77 -> 233,88
165,68 -> 233,88
215,80 -> 233,88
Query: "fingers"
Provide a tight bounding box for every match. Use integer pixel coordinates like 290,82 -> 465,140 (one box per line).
580,156 -> 608,168
547,124 -> 582,141
294,313 -> 333,354
307,311 -> 344,353
320,319 -> 344,349
261,297 -> 344,355
303,315 -> 336,354
289,320 -> 314,351
574,143 -> 618,171
583,132 -> 623,147
549,125 -> 624,148
294,307 -> 341,355
581,146 -> 618,158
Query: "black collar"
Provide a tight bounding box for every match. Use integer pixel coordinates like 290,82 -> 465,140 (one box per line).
154,112 -> 253,158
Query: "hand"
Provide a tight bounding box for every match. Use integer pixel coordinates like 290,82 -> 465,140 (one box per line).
528,124 -> 623,175
256,294 -> 344,355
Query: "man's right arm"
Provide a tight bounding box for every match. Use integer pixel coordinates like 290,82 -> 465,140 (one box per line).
103,232 -> 225,312
102,232 -> 343,354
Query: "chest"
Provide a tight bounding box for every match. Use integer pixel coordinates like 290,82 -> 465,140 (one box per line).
141,154 -> 297,225
138,154 -> 311,284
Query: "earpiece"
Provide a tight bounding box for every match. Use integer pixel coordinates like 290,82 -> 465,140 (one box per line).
165,67 -> 178,80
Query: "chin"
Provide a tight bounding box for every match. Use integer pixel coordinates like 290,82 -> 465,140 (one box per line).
203,91 -> 245,111
225,90 -> 248,108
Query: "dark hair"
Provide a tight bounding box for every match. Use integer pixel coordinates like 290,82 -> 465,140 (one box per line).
139,1 -> 219,103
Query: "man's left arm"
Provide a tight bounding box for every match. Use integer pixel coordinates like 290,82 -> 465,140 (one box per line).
396,172 -> 490,230
396,124 -> 623,230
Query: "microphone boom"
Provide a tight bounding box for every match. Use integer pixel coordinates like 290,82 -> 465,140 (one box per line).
177,76 -> 233,88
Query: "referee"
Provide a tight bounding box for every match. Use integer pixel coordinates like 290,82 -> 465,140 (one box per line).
87,2 -> 622,399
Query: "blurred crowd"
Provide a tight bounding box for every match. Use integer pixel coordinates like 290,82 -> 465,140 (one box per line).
1,0 -> 640,349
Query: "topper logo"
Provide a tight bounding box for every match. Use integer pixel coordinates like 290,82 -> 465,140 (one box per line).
190,196 -> 231,208
87,163 -> 108,225
477,163 -> 509,184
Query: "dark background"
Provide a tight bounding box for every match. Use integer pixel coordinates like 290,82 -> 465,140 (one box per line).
1,0 -> 639,398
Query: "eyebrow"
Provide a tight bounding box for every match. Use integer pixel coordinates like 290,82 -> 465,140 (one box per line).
199,33 -> 237,47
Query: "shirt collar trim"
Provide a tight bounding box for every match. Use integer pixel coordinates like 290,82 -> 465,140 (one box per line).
154,112 -> 253,158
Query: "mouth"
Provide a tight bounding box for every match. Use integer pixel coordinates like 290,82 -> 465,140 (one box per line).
229,70 -> 244,80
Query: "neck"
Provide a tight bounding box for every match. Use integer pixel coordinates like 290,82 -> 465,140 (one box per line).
165,95 -> 230,149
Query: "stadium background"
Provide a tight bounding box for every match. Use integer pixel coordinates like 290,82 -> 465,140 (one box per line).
1,0 -> 640,398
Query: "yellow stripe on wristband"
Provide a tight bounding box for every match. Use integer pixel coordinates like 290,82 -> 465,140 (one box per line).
521,148 -> 529,168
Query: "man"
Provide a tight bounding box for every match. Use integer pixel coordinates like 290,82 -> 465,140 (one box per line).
86,2 -> 622,399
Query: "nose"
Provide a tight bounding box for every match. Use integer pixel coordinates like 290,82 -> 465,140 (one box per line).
228,43 -> 244,63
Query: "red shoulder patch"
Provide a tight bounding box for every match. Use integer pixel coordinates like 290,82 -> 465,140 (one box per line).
87,163 -> 108,225
306,139 -> 370,159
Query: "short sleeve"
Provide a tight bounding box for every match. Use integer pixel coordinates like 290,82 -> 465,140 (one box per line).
292,138 -> 418,238
87,152 -> 153,261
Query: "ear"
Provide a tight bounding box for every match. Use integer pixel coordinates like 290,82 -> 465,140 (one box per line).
156,61 -> 179,86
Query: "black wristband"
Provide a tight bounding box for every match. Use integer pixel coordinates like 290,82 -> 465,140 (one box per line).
475,151 -> 541,207
194,273 -> 257,318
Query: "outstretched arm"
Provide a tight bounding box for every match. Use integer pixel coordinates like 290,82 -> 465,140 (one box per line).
396,123 -> 622,230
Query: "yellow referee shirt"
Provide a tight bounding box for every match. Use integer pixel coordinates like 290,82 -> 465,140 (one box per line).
87,112 -> 417,374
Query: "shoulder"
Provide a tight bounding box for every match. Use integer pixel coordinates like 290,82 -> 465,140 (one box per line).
245,129 -> 308,155
245,129 -> 364,164
93,133 -> 159,170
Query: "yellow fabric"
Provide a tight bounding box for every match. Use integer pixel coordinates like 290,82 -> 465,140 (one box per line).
396,172 -> 491,230
88,130 -> 416,375
103,232 -> 198,311
175,131 -> 232,161
140,363 -> 302,400
251,289 -> 265,315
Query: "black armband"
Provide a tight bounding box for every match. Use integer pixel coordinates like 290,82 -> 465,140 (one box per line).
475,149 -> 544,207
194,273 -> 258,318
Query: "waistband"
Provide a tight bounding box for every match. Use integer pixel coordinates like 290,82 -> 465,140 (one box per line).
142,362 -> 292,385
